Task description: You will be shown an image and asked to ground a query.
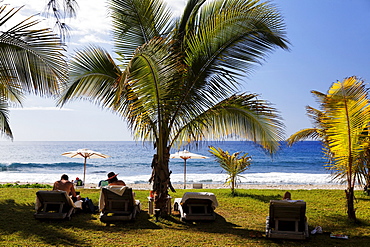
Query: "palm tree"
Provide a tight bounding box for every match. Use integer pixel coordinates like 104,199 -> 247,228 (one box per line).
209,146 -> 251,195
0,4 -> 68,139
58,0 -> 289,215
288,76 -> 370,222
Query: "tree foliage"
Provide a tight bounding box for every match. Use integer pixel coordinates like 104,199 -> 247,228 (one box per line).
287,76 -> 370,221
209,146 -> 251,194
0,4 -> 67,139
59,0 -> 288,214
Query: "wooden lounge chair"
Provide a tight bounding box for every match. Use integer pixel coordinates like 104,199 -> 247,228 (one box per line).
34,190 -> 77,220
266,200 -> 309,240
99,186 -> 140,225
173,192 -> 218,221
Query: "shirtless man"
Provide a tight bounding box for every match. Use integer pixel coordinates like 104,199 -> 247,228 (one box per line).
53,174 -> 81,201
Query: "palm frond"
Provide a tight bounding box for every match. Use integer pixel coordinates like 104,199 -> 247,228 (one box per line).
110,0 -> 173,62
44,0 -> 79,42
172,93 -> 284,153
0,101 -> 13,139
183,0 -> 289,89
0,5 -> 67,97
58,45 -> 122,109
322,77 -> 370,185
286,128 -> 321,146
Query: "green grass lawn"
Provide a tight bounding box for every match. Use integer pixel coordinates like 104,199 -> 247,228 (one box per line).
0,187 -> 369,246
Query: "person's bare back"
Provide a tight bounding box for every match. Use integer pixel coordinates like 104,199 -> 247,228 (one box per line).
53,174 -> 81,200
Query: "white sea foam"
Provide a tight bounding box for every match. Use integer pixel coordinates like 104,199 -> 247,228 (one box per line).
0,172 -> 336,186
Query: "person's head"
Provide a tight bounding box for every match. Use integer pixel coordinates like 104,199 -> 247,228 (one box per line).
107,172 -> 118,183
283,191 -> 291,200
61,174 -> 69,181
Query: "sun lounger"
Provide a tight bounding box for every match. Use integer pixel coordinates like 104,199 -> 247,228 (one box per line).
99,186 -> 140,225
266,200 -> 309,239
173,192 -> 218,221
34,190 -> 80,220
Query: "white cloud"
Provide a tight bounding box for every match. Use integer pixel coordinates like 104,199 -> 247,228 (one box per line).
77,34 -> 112,45
10,107 -> 73,111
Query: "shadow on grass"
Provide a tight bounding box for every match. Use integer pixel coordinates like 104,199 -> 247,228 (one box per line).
230,191 -> 281,203
0,199 -> 83,246
0,200 -> 163,246
2,196 -> 369,247
170,212 -> 257,240
357,197 -> 370,201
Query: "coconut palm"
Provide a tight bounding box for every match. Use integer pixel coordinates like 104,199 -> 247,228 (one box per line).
0,4 -> 68,139
58,0 -> 288,214
287,76 -> 370,221
209,146 -> 251,195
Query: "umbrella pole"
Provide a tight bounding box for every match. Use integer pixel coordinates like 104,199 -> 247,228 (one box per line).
184,159 -> 187,189
83,157 -> 87,187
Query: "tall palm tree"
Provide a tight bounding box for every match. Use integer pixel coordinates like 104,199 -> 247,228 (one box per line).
209,146 -> 251,195
59,0 -> 289,214
0,4 -> 68,139
288,76 -> 370,221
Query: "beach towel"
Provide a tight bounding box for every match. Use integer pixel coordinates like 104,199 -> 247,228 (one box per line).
99,186 -> 129,210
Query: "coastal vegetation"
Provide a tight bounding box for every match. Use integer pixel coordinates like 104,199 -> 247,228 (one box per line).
57,0 -> 289,215
0,187 -> 369,246
0,183 -> 52,188
287,77 -> 370,222
209,146 -> 251,195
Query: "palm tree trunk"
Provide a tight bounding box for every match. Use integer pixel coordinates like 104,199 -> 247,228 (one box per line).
150,145 -> 175,216
231,177 -> 235,195
345,187 -> 356,222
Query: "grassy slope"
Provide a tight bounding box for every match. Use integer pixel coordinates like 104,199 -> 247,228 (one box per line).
0,188 -> 369,246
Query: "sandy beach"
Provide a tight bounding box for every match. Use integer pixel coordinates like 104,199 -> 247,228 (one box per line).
124,183 -> 353,191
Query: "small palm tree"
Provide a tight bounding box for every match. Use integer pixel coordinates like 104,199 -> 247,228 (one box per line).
287,76 -> 370,222
209,146 -> 251,194
0,4 -> 67,139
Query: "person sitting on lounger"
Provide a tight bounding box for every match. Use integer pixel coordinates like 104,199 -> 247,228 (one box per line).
53,174 -> 81,202
282,191 -> 292,200
74,177 -> 84,186
107,172 -> 126,186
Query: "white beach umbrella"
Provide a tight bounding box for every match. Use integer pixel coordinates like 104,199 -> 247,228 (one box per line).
61,148 -> 110,185
170,150 -> 208,189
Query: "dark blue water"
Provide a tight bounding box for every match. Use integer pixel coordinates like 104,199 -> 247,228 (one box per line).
0,141 -> 331,185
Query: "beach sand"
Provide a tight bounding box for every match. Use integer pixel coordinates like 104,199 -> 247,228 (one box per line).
124,183 -> 352,191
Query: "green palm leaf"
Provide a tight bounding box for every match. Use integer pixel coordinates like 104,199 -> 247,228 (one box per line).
0,101 -> 12,139
0,4 -> 67,138
110,0 -> 173,62
173,93 -> 284,153
0,5 -> 67,97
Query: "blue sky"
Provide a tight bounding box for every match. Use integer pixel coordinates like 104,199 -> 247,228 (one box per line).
2,0 -> 370,141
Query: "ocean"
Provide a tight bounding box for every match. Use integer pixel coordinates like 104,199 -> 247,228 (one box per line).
0,141 -> 336,186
